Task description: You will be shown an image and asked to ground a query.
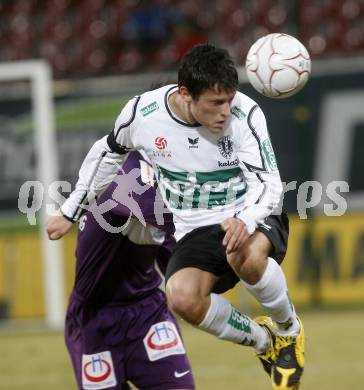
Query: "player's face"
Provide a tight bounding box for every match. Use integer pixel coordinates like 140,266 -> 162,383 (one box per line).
191,87 -> 236,133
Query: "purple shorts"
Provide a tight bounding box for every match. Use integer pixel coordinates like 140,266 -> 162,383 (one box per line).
65,289 -> 195,390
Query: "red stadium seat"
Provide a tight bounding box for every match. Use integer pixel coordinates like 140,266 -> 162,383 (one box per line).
0,0 -> 363,76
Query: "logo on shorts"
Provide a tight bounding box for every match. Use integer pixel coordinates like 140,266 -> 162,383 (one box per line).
217,136 -> 234,159
174,370 -> 190,378
259,222 -> 272,231
82,351 -> 117,389
143,321 -> 186,361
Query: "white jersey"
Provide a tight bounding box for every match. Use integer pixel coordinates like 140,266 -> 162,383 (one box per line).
62,85 -> 283,240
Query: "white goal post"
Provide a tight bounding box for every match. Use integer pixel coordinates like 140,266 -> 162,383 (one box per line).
0,60 -> 65,329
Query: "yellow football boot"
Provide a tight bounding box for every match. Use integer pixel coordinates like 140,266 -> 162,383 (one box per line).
254,316 -> 277,376
271,317 -> 305,390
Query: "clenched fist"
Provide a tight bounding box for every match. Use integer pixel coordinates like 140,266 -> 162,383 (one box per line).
46,214 -> 73,240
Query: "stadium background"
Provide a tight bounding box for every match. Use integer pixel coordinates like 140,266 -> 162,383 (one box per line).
0,0 -> 364,389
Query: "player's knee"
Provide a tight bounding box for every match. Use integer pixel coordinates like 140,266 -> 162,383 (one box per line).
166,282 -> 205,325
228,245 -> 268,284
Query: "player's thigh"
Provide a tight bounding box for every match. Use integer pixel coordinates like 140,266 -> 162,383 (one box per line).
245,230 -> 272,259
166,266 -> 218,298
227,214 -> 289,282
225,232 -> 271,285
228,212 -> 289,269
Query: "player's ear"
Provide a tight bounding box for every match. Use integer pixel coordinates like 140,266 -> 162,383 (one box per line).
179,86 -> 193,103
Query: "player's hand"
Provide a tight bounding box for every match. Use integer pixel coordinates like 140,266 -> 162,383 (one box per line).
221,217 -> 249,254
46,214 -> 73,240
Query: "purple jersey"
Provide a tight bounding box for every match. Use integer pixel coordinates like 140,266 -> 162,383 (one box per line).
71,151 -> 175,305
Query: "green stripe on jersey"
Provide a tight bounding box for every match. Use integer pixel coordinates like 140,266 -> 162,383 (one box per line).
156,165 -> 247,210
158,165 -> 241,184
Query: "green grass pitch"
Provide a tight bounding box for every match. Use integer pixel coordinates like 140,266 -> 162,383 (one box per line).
0,309 -> 363,389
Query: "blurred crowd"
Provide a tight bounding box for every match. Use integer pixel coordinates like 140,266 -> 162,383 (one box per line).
0,0 -> 363,78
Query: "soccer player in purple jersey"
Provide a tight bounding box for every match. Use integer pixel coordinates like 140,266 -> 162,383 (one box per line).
65,151 -> 195,390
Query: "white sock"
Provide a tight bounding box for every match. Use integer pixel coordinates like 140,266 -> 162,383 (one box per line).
242,257 -> 300,336
198,293 -> 269,351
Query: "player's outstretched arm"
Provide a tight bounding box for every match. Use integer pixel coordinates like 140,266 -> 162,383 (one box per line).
60,135 -> 126,222
45,97 -> 139,239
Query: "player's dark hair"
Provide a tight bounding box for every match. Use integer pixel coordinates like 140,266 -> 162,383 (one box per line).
178,43 -> 239,99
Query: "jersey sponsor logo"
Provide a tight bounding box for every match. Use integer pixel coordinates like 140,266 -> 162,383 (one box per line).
140,101 -> 159,116
155,137 -> 168,150
143,321 -> 186,361
174,370 -> 190,378
82,351 -> 116,389
218,158 -> 239,167
217,135 -> 234,159
262,139 -> 278,171
157,165 -> 246,210
231,106 -> 246,120
152,150 -> 172,158
188,137 -> 199,148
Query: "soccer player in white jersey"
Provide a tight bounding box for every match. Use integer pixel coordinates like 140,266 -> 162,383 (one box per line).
47,44 -> 305,389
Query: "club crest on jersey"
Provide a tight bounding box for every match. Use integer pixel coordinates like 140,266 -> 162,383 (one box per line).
82,351 -> 116,389
217,136 -> 234,159
143,321 -> 186,361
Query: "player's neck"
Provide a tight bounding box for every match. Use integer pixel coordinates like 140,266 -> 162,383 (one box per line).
169,92 -> 197,125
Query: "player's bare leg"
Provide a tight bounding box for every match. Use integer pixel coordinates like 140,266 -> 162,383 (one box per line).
166,267 -> 272,353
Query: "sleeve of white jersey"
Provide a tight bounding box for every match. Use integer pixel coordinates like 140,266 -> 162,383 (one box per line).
235,104 -> 283,234
61,97 -> 140,221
